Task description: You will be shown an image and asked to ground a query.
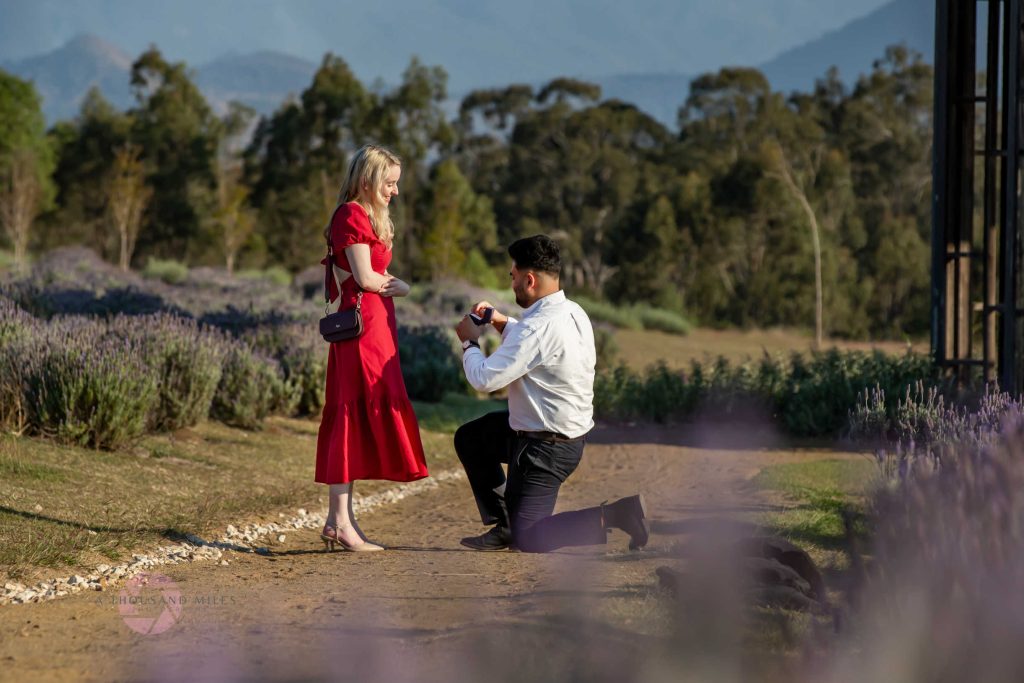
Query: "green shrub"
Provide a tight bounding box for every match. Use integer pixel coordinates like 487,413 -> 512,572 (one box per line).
575,297 -> 692,336
462,249 -> 501,289
210,344 -> 285,429
593,325 -> 620,370
398,325 -> 467,402
0,249 -> 14,271
238,266 -> 292,287
634,304 -> 693,335
595,349 -> 936,436
142,258 -> 189,285
21,319 -> 158,449
575,296 -> 643,330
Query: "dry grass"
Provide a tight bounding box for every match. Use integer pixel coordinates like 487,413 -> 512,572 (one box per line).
0,395 -> 505,582
614,327 -> 925,371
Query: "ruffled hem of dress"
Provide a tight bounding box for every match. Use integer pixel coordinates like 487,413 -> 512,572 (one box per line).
313,470 -> 429,485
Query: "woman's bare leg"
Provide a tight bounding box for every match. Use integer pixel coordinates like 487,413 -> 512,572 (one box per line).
324,482 -> 383,549
324,483 -> 361,546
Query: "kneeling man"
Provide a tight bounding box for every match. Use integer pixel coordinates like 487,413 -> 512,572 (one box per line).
454,234 -> 648,553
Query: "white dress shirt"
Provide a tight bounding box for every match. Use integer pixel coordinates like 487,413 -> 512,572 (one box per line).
462,290 -> 596,438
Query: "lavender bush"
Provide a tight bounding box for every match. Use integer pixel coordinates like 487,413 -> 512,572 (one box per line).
250,323 -> 326,417
107,313 -> 227,432
210,344 -> 287,430
20,317 -> 159,449
848,382 -> 1018,478
397,324 -> 468,402
0,297 -> 41,432
817,391 -> 1024,682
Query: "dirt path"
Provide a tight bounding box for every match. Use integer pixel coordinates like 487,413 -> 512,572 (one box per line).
0,427 -> 861,683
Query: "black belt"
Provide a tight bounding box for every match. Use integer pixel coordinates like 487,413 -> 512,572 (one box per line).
515,430 -> 585,443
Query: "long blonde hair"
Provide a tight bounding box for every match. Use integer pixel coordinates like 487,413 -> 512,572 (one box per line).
323,144 -> 401,249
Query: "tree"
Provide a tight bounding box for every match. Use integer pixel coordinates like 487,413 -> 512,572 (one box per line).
604,195 -> 682,310
496,87 -> 673,295
374,58 -> 454,274
0,70 -> 53,267
214,166 -> 255,275
421,159 -> 497,280
244,55 -> 374,272
107,143 -> 152,271
837,46 -> 933,335
129,47 -> 221,262
42,88 -> 132,256
0,149 -> 40,270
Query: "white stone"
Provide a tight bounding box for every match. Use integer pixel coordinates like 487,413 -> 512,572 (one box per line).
297,508 -> 307,516
67,576 -> 85,586
33,504 -> 42,512
277,535 -> 286,543
96,564 -> 111,573
226,524 -> 237,535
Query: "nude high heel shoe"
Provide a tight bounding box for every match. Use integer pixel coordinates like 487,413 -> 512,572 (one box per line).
321,526 -> 384,552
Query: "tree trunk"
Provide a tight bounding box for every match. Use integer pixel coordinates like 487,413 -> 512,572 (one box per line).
773,150 -> 824,350
1,151 -> 39,273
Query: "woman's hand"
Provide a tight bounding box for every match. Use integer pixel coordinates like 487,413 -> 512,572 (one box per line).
379,277 -> 410,298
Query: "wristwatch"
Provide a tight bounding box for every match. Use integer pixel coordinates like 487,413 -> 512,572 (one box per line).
461,339 -> 480,351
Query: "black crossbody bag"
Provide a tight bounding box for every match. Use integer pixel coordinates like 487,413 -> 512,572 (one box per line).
318,240 -> 363,343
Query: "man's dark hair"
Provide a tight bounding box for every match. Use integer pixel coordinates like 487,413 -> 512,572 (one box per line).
508,234 -> 561,276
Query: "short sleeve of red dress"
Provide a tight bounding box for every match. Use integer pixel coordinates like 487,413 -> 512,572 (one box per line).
330,203 -> 376,256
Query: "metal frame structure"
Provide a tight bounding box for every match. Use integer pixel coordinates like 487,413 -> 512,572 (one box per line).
932,0 -> 1023,389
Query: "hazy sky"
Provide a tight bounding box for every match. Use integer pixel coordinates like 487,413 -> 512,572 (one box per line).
0,0 -> 895,89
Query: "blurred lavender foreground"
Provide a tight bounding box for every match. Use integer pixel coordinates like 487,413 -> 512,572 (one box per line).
816,385 -> 1024,682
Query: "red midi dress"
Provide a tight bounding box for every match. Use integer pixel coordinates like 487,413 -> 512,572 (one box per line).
314,202 -> 429,484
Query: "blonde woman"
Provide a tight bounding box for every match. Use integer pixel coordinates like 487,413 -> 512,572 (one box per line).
315,144 -> 428,551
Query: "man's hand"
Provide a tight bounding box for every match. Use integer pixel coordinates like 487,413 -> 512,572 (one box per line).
471,300 -> 508,333
379,277 -> 410,297
455,315 -> 483,343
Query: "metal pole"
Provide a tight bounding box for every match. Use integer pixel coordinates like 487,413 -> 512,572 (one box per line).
932,0 -> 951,370
1000,0 -> 1022,391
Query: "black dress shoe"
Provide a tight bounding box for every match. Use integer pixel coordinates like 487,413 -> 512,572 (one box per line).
460,526 -> 512,551
604,494 -> 649,550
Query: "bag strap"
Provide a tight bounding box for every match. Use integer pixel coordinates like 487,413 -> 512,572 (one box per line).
324,207 -> 364,311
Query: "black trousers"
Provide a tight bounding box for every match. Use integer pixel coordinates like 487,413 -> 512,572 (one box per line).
454,411 -> 606,553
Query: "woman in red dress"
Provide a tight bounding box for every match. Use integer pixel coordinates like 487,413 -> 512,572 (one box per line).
315,144 -> 429,551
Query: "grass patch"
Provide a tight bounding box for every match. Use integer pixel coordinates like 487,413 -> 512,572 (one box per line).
751,458 -> 878,498
0,392 -> 496,580
412,393 -> 507,433
0,448 -> 66,482
751,458 -> 876,564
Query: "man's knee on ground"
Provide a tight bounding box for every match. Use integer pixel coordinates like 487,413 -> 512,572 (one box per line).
512,524 -> 548,554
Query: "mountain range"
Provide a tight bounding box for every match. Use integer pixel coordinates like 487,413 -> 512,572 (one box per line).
0,0 -> 933,128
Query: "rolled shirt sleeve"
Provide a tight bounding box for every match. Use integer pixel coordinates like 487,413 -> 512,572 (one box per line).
463,322 -> 542,393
